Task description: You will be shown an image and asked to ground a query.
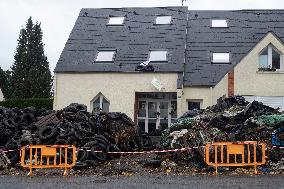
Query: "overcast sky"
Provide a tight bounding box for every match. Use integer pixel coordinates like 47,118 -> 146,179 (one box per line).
0,0 -> 284,72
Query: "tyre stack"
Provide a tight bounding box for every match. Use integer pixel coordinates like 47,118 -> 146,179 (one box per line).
0,103 -> 153,168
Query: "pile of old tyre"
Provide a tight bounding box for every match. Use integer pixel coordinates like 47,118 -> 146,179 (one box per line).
160,96 -> 284,166
0,103 -> 153,168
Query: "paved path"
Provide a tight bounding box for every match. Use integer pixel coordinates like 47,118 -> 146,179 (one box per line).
0,175 -> 283,189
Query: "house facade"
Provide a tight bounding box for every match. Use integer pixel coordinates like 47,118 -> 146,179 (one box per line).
54,7 -> 284,133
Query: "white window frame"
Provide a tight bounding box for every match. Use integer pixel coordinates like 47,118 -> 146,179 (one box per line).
107,17 -> 125,25
211,19 -> 228,28
95,50 -> 116,62
149,50 -> 168,62
212,53 -> 230,63
155,16 -> 172,25
259,44 -> 283,70
91,93 -> 110,113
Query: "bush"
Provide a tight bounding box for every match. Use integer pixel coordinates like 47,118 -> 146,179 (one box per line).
0,98 -> 53,109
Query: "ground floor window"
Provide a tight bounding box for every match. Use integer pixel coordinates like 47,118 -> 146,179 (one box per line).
91,93 -> 110,113
187,100 -> 202,110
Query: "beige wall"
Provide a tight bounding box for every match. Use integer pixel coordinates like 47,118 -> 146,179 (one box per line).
234,32 -> 284,96
0,88 -> 3,101
180,74 -> 228,114
54,73 -> 178,119
54,33 -> 284,119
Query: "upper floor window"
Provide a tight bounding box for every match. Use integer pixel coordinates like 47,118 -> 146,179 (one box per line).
95,50 -> 115,62
107,17 -> 125,25
212,53 -> 230,63
211,19 -> 228,28
149,50 -> 168,62
155,16 -> 172,25
259,44 -> 282,70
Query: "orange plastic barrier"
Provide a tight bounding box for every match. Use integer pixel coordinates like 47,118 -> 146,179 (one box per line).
205,141 -> 267,174
20,145 -> 77,176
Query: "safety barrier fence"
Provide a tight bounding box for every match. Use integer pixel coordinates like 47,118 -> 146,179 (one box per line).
205,141 -> 267,174
20,145 -> 77,176
0,141 -> 281,176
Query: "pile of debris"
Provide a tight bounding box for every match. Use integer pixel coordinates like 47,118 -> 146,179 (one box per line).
161,96 -> 284,167
0,103 -> 153,168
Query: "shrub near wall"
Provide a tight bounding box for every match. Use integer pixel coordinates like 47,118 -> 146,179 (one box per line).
0,98 -> 53,109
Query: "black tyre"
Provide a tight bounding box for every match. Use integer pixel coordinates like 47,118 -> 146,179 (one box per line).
39,126 -> 58,140
125,139 -> 139,151
121,114 -> 134,125
90,143 -> 107,162
78,122 -> 93,134
107,144 -> 121,159
17,138 -> 32,148
54,139 -> 68,145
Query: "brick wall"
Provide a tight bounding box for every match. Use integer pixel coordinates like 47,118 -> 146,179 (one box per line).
228,70 -> 234,96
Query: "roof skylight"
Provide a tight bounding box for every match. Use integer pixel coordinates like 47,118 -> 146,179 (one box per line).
212,53 -> 230,63
95,50 -> 115,62
155,16 -> 172,25
107,17 -> 125,25
211,19 -> 228,28
149,50 -> 168,62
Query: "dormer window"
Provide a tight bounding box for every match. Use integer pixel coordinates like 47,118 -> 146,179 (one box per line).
155,16 -> 172,25
149,50 -> 168,62
259,44 -> 282,70
107,17 -> 125,25
212,53 -> 230,63
95,50 -> 115,62
211,19 -> 228,28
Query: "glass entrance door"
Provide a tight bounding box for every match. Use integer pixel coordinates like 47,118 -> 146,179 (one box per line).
138,99 -> 177,134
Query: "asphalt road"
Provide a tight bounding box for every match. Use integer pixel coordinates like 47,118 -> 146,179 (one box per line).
0,175 -> 283,189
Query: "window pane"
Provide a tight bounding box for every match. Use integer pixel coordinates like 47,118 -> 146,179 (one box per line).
160,119 -> 168,131
148,102 -> 157,118
96,51 -> 115,62
211,19 -> 228,27
160,102 -> 168,118
138,119 -> 145,132
212,53 -> 230,63
272,48 -> 280,69
102,97 -> 109,112
188,101 -> 201,110
148,119 -> 156,134
155,16 -> 172,25
170,101 -> 177,118
93,98 -> 100,112
259,47 -> 268,68
108,17 -> 124,25
149,51 -> 167,61
138,101 -> 146,117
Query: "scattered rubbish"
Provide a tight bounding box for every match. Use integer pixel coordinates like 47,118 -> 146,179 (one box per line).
0,151 -> 10,170
161,96 -> 284,172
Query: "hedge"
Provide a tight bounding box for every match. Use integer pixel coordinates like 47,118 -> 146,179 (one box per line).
0,98 -> 53,109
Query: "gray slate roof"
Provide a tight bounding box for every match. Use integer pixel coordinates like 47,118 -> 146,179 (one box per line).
185,10 -> 284,86
55,7 -> 188,73
55,7 -> 284,87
